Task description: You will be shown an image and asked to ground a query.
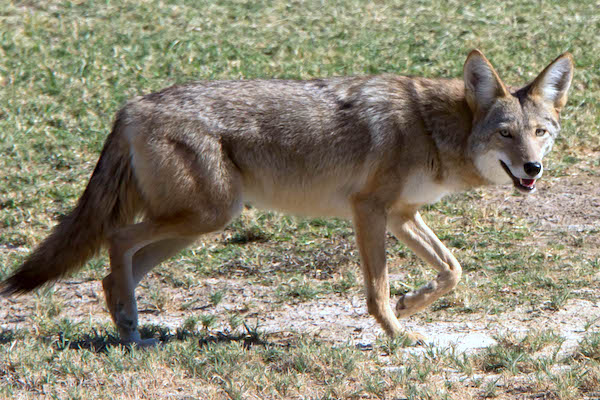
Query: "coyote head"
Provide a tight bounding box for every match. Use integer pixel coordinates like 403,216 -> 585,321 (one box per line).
465,50 -> 574,193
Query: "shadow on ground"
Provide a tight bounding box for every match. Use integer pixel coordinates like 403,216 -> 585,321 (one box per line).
43,325 -> 285,354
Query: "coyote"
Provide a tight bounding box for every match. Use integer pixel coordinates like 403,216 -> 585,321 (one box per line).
2,50 -> 573,346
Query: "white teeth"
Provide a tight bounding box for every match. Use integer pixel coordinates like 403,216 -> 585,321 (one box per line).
520,179 -> 536,187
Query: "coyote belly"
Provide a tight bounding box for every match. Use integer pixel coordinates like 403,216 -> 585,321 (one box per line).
2,50 -> 574,346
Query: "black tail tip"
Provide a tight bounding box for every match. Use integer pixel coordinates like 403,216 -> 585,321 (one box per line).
0,272 -> 46,297
0,280 -> 21,297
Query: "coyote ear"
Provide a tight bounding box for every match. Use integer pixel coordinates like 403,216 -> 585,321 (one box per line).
463,49 -> 510,114
528,53 -> 574,111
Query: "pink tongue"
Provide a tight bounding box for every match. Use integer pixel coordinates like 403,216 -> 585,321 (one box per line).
520,178 -> 536,187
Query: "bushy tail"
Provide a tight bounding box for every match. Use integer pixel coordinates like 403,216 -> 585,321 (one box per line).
1,112 -> 141,295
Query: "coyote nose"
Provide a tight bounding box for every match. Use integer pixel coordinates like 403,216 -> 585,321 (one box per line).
524,162 -> 542,177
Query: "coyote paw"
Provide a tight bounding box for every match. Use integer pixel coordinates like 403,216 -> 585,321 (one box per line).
123,337 -> 160,348
134,338 -> 160,348
118,328 -> 159,348
395,293 -> 417,318
403,331 -> 427,346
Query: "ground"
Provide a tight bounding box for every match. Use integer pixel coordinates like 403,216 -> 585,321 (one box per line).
1,153 -> 599,399
1,1 -> 599,398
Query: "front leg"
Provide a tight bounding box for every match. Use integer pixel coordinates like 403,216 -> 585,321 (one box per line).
351,197 -> 425,344
388,210 -> 462,317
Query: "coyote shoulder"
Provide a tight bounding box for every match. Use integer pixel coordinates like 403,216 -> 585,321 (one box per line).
2,50 -> 574,346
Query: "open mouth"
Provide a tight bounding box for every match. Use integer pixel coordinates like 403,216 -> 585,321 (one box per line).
500,161 -> 536,192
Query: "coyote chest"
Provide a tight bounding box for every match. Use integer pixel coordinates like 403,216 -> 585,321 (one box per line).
399,171 -> 454,206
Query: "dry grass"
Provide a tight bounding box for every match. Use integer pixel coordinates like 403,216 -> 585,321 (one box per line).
1,0 -> 599,399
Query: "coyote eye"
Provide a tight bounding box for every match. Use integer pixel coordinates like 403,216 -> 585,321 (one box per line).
535,128 -> 547,137
499,129 -> 512,138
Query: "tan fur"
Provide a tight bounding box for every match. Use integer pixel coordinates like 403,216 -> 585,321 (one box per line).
1,50 -> 574,345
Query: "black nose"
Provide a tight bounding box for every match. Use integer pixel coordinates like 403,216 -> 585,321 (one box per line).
524,162 -> 542,177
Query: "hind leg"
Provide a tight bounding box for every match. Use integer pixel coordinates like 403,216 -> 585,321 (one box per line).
103,222 -> 188,345
131,237 -> 195,286
104,127 -> 244,345
105,126 -> 244,344
102,234 -> 194,345
103,210 -> 240,345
